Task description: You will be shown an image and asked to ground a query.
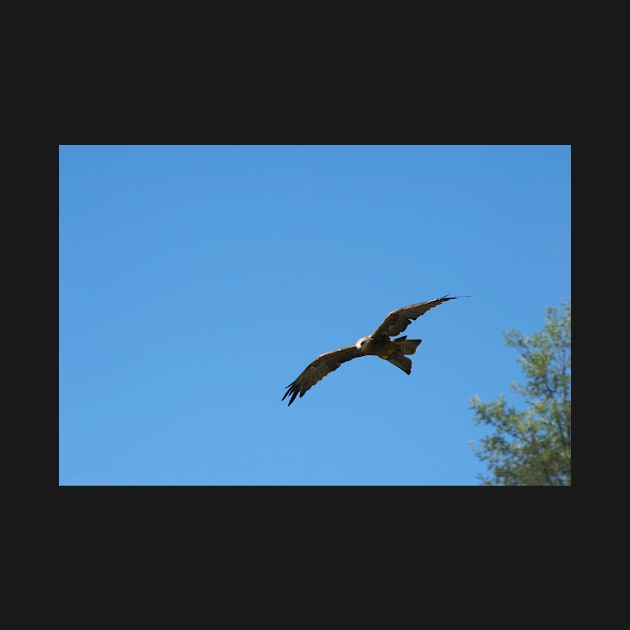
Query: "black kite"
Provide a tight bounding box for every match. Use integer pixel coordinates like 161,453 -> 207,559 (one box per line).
282,295 -> 465,406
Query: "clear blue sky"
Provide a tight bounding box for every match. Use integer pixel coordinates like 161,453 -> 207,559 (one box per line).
59,145 -> 571,485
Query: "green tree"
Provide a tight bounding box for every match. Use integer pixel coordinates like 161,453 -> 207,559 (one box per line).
470,302 -> 571,485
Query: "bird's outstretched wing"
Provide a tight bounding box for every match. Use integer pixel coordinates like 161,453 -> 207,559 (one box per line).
282,345 -> 363,406
372,295 -> 461,338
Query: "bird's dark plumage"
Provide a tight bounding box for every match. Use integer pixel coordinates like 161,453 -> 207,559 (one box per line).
282,346 -> 362,407
282,295 -> 465,405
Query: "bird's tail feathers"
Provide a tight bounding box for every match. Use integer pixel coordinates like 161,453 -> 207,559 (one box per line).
386,355 -> 413,374
395,338 -> 422,355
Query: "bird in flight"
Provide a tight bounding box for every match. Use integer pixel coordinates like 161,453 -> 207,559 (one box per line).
282,295 -> 466,406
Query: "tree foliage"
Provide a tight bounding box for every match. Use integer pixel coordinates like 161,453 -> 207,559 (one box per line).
470,302 -> 571,485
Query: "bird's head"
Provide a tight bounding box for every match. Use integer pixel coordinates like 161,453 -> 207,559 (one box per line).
355,336 -> 370,352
